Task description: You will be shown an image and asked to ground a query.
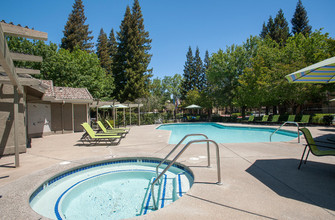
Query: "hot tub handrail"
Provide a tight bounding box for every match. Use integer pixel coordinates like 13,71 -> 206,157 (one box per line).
155,134 -> 210,181
270,121 -> 300,143
151,139 -> 222,210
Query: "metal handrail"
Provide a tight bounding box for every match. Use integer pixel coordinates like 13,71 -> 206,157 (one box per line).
270,121 -> 300,143
151,139 -> 222,210
155,134 -> 210,183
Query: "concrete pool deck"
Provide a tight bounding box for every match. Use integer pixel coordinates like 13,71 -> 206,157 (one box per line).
0,123 -> 335,219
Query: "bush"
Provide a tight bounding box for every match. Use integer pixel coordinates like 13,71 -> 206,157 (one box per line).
311,114 -> 334,125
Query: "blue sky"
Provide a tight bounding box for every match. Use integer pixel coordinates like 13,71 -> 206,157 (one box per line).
2,0 -> 335,78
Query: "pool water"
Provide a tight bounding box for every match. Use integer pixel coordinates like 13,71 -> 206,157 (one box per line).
157,123 -> 299,144
30,158 -> 193,220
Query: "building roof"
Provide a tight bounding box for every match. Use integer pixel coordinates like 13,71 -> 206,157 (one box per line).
40,80 -> 93,103
53,86 -> 93,100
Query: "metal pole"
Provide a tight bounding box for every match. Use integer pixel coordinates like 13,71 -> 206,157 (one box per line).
123,108 -> 126,127
129,107 -> 132,125
138,104 -> 140,126
14,86 -> 19,167
113,101 -> 116,128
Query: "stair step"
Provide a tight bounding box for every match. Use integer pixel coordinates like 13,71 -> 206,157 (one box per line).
140,172 -> 189,216
176,172 -> 191,198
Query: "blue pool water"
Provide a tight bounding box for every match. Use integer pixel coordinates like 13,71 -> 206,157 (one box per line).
30,158 -> 193,220
157,123 -> 299,144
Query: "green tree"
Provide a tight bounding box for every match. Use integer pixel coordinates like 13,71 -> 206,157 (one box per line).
181,46 -> 195,100
260,22 -> 268,39
194,47 -> 206,92
6,36 -> 57,71
131,0 -> 152,74
108,28 -> 118,72
61,0 -> 93,52
96,28 -> 111,73
273,9 -> 290,45
114,1 -> 152,102
207,45 -> 247,111
42,48 -> 114,99
260,18 -> 276,40
162,74 -> 182,102
113,6 -> 132,100
291,0 -> 312,36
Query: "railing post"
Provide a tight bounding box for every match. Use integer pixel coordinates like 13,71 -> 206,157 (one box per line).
151,138 -> 222,210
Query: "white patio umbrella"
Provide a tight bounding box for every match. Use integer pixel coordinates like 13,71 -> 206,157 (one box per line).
185,104 -> 202,109
185,104 -> 202,114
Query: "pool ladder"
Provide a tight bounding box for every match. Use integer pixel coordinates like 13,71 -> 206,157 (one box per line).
270,121 -> 300,143
151,134 -> 222,210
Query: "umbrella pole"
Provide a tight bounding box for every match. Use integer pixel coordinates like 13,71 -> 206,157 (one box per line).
123,108 -> 125,127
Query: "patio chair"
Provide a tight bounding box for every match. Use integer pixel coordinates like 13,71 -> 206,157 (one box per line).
287,115 -> 296,122
269,115 -> 280,124
298,115 -> 310,126
97,121 -> 127,137
246,115 -> 255,123
298,127 -> 335,169
80,122 -> 122,145
256,115 -> 269,123
105,120 -> 130,132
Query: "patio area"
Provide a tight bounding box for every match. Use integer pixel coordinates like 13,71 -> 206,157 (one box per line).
1,123 -> 335,219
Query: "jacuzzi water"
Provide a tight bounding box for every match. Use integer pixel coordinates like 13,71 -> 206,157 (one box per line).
29,158 -> 194,220
157,123 -> 299,144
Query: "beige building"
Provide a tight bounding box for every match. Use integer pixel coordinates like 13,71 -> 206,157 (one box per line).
0,77 -> 93,156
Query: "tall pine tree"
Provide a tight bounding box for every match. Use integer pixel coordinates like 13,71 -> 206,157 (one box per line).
260,22 -> 268,39
113,6 -> 132,101
273,9 -> 290,45
96,28 -> 111,73
61,0 -> 93,52
194,47 -> 205,92
291,0 -> 312,36
181,46 -> 195,100
108,28 -> 117,72
202,50 -> 210,91
260,10 -> 290,45
114,1 -> 152,102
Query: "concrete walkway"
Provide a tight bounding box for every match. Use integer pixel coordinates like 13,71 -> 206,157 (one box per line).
1,123 -> 335,219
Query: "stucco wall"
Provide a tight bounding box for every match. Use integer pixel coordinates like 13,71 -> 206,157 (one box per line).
27,103 -> 51,137
0,84 -> 26,156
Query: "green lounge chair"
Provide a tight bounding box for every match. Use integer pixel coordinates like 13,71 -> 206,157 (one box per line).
105,120 -> 130,132
80,122 -> 122,145
246,115 -> 255,123
97,121 -> 127,137
257,115 -> 269,123
269,115 -> 280,124
299,115 -> 310,125
287,115 -> 296,122
298,127 -> 335,169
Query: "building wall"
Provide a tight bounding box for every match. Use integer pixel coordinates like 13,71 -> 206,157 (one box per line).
0,84 -> 26,156
51,103 -> 73,133
27,103 -> 51,138
74,104 -> 87,132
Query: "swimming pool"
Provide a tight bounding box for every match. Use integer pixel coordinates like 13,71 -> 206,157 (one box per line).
29,158 -> 193,220
157,123 -> 299,144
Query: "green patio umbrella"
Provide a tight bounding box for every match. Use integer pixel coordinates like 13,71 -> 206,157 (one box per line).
285,56 -> 335,83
